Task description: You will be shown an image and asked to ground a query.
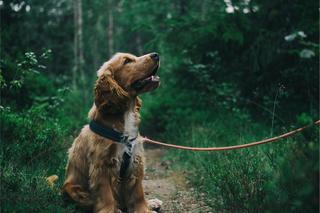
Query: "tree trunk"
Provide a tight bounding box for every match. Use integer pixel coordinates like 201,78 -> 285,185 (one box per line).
78,0 -> 84,84
136,35 -> 143,55
135,13 -> 143,55
73,0 -> 84,87
107,0 -> 114,57
72,0 -> 78,88
201,0 -> 208,21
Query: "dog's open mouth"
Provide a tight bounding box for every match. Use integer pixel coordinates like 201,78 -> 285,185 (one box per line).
131,65 -> 160,92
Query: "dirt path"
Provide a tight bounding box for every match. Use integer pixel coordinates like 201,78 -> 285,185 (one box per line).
143,148 -> 213,213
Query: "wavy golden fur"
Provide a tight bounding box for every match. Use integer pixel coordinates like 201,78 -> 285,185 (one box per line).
62,53 -> 161,213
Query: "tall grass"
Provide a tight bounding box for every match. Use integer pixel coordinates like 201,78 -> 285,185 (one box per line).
141,100 -> 319,212
0,89 -> 89,212
0,52 -> 90,212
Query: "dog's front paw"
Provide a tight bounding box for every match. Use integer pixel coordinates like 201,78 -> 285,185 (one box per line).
147,198 -> 163,212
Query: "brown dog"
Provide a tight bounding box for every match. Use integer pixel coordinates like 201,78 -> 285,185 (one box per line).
62,53 -> 161,213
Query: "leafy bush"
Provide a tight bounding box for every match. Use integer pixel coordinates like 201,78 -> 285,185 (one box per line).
2,0 -> 318,212
0,51 -> 89,212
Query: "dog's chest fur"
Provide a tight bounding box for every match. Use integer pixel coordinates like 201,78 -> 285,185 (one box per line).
114,102 -> 143,179
86,100 -> 144,190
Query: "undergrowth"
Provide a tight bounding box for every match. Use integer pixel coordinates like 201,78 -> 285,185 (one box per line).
1,50 -> 318,212
142,107 -> 319,212
0,52 -> 89,212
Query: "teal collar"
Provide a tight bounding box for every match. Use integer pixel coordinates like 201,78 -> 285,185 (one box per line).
89,120 -> 122,142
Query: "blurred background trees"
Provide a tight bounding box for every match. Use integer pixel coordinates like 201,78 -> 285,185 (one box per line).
1,0 -> 318,212
2,0 -> 318,119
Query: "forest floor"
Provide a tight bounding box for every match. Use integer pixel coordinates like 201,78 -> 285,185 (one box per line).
143,147 -> 213,213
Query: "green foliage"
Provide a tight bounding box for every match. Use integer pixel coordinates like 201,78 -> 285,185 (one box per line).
0,51 -> 89,212
1,50 -> 55,108
151,110 -> 318,212
1,0 -> 318,212
263,134 -> 319,212
139,1 -> 319,210
1,163 -> 75,212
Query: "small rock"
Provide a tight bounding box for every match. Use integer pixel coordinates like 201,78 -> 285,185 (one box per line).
148,198 -> 163,212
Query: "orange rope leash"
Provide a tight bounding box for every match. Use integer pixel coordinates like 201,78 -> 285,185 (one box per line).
143,120 -> 320,151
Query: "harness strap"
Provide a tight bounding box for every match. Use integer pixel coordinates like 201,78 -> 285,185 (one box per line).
89,120 -> 134,180
119,152 -> 131,179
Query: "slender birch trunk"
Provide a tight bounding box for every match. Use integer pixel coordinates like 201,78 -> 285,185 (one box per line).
72,0 -> 78,88
73,0 -> 84,87
136,35 -> 143,55
107,0 -> 114,57
78,0 -> 85,84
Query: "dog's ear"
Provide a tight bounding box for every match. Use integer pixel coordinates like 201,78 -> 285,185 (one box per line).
94,71 -> 129,114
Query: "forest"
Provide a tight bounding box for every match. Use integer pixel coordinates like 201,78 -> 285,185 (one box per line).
1,0 -> 319,212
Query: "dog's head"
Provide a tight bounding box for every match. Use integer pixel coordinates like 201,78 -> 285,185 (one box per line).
94,52 -> 160,114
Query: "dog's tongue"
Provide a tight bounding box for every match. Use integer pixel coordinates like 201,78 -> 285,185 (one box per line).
131,75 -> 160,91
141,77 -> 160,92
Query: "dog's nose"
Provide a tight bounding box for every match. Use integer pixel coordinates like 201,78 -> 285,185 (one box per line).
150,52 -> 159,61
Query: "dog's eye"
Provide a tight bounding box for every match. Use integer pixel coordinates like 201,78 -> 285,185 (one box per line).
123,58 -> 132,65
